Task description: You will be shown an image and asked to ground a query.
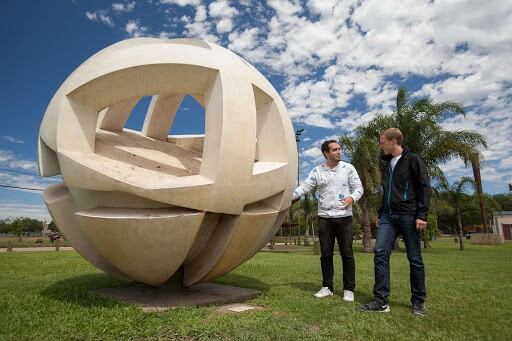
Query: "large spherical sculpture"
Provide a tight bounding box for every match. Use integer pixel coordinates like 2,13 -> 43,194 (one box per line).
38,38 -> 297,287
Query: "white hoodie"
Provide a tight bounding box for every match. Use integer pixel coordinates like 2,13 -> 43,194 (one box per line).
292,161 -> 364,218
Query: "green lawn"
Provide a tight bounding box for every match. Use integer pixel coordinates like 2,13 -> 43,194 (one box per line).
1,239 -> 511,340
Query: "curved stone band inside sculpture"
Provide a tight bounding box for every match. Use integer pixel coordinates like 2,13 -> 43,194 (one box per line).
38,38 -> 297,287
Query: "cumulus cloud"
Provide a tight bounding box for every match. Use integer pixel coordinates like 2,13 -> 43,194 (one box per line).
0,202 -> 51,221
0,149 -> 38,172
125,20 -> 148,37
112,2 -> 135,13
85,10 -> 114,27
80,0 -> 512,193
160,0 -> 200,6
208,0 -> 239,34
182,5 -> 219,42
1,136 -> 24,144
0,149 -> 60,200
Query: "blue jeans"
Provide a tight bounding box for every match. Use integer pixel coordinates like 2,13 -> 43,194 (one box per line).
373,213 -> 426,305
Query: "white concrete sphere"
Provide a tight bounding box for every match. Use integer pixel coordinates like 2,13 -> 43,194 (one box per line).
38,38 -> 297,286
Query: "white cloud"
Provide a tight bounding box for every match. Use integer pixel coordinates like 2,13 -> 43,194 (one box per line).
1,136 -> 23,144
0,150 -> 15,163
209,0 -> 238,17
0,169 -> 59,193
228,27 -> 260,52
0,149 -> 37,171
5,160 -> 37,171
85,10 -> 114,27
159,0 -> 200,6
215,18 -> 233,33
80,0 -> 512,193
302,114 -> 332,129
0,149 -> 60,192
125,20 -> 148,37
0,202 -> 50,221
307,0 -> 337,16
112,2 -> 135,13
183,5 -> 218,42
208,0 -> 239,34
302,146 -> 323,160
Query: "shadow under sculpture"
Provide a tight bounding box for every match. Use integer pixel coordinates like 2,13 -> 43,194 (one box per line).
38,38 -> 297,307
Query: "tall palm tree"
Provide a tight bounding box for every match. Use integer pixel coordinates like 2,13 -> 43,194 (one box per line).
340,135 -> 381,252
470,158 -> 489,232
357,87 -> 487,236
359,87 -> 487,188
449,177 -> 477,250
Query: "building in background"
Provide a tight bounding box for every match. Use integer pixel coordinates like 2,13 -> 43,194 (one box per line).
493,211 -> 512,240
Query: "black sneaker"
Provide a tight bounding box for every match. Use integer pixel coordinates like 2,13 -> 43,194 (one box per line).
359,299 -> 390,313
412,302 -> 426,316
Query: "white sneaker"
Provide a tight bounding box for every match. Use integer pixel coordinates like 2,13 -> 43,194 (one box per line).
343,290 -> 354,302
314,287 -> 333,298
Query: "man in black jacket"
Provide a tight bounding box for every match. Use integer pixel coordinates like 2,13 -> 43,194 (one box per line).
360,128 -> 430,316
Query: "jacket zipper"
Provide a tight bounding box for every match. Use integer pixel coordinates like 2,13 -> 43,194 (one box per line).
403,181 -> 409,200
387,165 -> 393,214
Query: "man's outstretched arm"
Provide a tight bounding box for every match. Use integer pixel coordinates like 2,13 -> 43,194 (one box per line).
292,168 -> 318,201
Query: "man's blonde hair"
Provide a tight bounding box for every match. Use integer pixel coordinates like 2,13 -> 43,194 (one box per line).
381,128 -> 403,146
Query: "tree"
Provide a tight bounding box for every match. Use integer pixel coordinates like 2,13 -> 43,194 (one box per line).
7,217 -> 43,240
0,220 -> 10,234
48,221 -> 58,232
10,217 -> 28,241
493,193 -> 512,211
449,177 -> 477,250
340,134 -> 381,252
302,193 -> 317,246
358,87 -> 487,188
357,87 -> 487,242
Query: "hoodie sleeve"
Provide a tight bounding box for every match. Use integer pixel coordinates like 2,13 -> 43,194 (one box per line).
348,165 -> 364,202
292,168 -> 318,200
411,154 -> 430,221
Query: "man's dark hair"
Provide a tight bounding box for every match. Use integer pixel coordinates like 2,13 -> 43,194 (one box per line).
321,139 -> 338,158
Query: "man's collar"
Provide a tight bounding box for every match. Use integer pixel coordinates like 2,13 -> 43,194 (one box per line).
323,161 -> 345,170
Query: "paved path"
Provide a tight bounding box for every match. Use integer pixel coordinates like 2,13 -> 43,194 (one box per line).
0,246 -> 74,252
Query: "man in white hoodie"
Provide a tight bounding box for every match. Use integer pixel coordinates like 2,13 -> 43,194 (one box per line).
293,139 -> 363,301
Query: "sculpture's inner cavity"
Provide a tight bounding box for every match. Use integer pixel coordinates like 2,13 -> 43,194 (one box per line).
95,129 -> 202,178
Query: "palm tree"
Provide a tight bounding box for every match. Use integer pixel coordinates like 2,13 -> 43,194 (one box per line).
449,177 -> 477,250
340,134 -> 381,252
470,158 -> 489,232
358,88 -> 487,237
360,88 -> 486,186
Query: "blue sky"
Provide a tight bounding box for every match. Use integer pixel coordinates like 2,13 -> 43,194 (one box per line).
1,0 -> 511,220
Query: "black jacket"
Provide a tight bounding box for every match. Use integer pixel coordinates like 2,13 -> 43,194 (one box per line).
378,148 -> 430,221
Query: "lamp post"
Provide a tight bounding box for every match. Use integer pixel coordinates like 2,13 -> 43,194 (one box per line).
295,128 -> 304,245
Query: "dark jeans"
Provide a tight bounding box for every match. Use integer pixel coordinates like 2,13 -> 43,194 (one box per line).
318,216 -> 355,292
373,213 -> 426,305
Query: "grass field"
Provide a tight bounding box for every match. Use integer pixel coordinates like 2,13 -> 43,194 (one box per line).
1,238 -> 511,340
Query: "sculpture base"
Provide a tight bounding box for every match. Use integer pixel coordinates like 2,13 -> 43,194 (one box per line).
93,282 -> 261,313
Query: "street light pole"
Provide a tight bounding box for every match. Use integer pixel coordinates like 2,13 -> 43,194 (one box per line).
295,128 -> 304,245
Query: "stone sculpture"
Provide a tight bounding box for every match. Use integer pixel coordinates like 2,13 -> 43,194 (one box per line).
38,38 -> 297,287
